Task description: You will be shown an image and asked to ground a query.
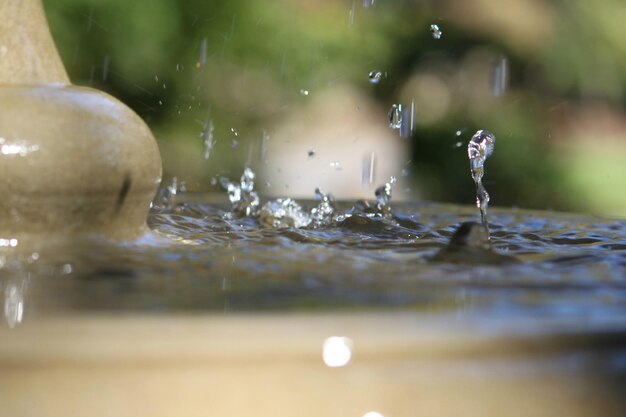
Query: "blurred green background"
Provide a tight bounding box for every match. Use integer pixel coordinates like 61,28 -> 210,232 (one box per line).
44,0 -> 626,216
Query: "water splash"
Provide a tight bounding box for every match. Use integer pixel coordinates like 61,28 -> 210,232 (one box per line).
430,24 -> 442,40
467,130 -> 496,233
260,198 -> 311,228
220,168 -> 260,217
153,177 -> 182,210
310,188 -> 336,227
374,176 -> 396,211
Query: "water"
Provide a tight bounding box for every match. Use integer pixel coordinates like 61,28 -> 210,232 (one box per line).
368,71 -> 383,84
468,130 -> 496,232
2,193 -> 625,329
388,104 -> 403,129
201,119 -> 215,160
430,24 -> 442,40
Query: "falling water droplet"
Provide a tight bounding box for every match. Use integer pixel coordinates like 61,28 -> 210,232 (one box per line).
230,127 -> 239,136
348,0 -> 356,26
201,120 -> 215,160
308,149 -> 316,158
299,89 -> 309,96
330,161 -> 342,170
491,55 -> 509,97
467,130 -> 496,234
260,129 -> 270,162
388,104 -> 403,129
368,71 -> 383,84
430,24 -> 442,39
102,54 -> 109,82
361,152 -> 376,187
198,37 -> 208,68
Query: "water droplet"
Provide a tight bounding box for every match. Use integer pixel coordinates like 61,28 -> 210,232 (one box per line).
154,75 -> 159,82
198,37 -> 208,68
388,104 -> 403,129
456,129 -> 465,136
299,89 -> 309,96
102,54 -> 109,82
260,129 -> 270,162
201,120 -> 215,160
230,127 -> 239,136
454,141 -> 463,148
361,152 -> 376,187
430,24 -> 442,40
467,130 -> 496,233
368,71 -> 383,84
308,149 -> 316,158
348,0 -> 356,27
158,100 -> 163,106
330,161 -> 342,170
491,55 -> 508,97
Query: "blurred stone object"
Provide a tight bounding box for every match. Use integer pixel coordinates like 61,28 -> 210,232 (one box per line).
0,0 -> 162,240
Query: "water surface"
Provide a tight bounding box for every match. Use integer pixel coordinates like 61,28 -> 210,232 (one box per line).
2,195 -> 625,334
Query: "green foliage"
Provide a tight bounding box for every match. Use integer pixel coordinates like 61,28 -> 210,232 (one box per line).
43,0 -> 626,214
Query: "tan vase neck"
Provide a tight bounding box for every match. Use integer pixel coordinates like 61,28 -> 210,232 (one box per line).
0,0 -> 70,85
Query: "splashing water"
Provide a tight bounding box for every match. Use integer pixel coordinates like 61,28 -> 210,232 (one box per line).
374,176 -> 396,211
310,188 -> 336,227
217,169 -> 395,228
467,130 -> 496,233
430,24 -> 442,40
219,168 -> 260,217
152,177 -> 182,211
259,198 -> 311,228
